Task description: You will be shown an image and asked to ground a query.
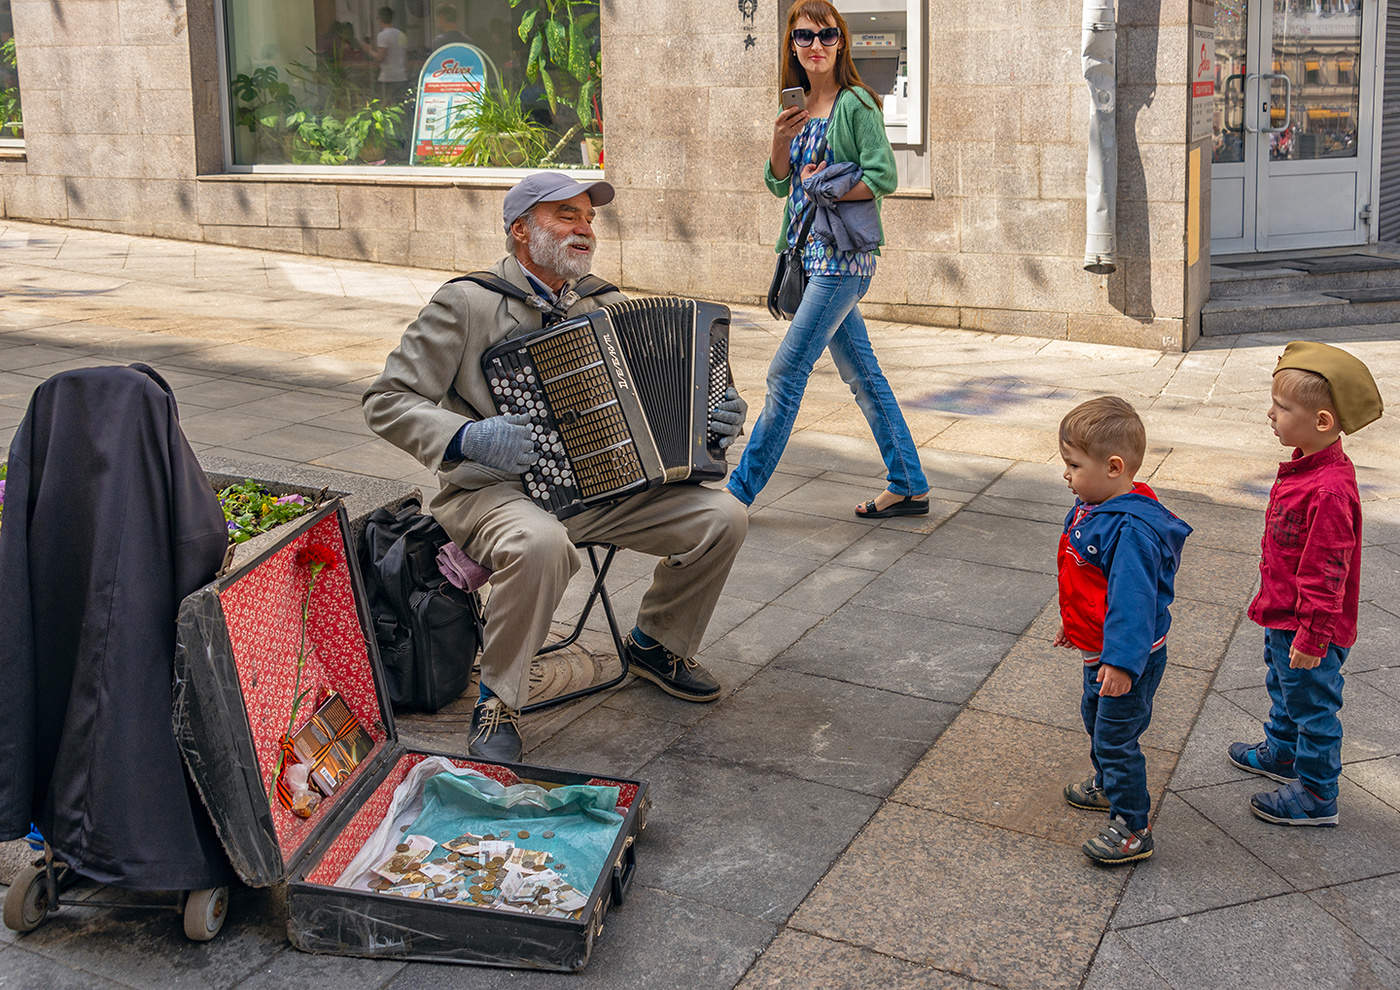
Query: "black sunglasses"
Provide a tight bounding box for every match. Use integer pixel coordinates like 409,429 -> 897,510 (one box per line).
792,26 -> 842,47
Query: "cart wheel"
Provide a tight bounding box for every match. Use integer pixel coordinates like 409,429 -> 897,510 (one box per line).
3,864 -> 53,933
182,886 -> 229,942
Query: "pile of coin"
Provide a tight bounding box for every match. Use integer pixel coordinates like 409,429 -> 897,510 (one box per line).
366,830 -> 587,918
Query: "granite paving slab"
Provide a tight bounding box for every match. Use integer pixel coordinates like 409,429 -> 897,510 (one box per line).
702,604 -> 828,667
697,595 -> 766,652
1080,932 -> 1173,990
963,492 -> 1068,524
673,668 -> 958,797
744,506 -> 872,563
1162,496 -> 1264,552
1118,893 -> 1400,990
770,476 -> 962,527
598,656 -> 761,728
1308,874 -> 1400,967
1213,618 -> 1271,691
720,546 -> 823,605
979,460 -> 1076,505
790,803 -> 1123,990
170,377 -> 285,410
1345,756 -> 1400,812
0,945 -> 132,990
1170,692 -> 1275,791
630,752 -> 882,923
384,885 -> 776,990
177,409 -> 296,448
232,946 -> 407,989
1357,664 -> 1400,700
6,885 -> 287,990
829,526 -> 925,571
773,602 -> 1015,703
912,510 -> 1060,575
893,709 -> 1175,847
1360,545 -> 1400,604
968,638 -> 1212,754
1179,778 -> 1400,889
736,931 -> 978,989
1174,546 -> 1264,607
771,563 -> 878,615
853,557 -> 1051,634
1162,598 -> 1247,672
221,422 -> 366,463
1351,602 -> 1400,673
524,706 -> 688,778
1111,792 -> 1292,928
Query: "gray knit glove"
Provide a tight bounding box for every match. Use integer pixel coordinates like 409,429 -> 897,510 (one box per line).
708,387 -> 747,449
460,413 -> 537,472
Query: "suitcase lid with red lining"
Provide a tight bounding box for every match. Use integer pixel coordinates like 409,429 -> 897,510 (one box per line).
173,502 -> 401,886
174,500 -> 644,896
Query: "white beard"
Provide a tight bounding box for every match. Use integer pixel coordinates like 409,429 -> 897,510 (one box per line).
527,221 -> 595,280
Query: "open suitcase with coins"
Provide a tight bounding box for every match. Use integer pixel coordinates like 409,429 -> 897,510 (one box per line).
171,501 -> 647,969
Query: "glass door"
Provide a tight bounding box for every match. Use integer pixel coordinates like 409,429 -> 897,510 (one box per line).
1212,0 -> 1375,254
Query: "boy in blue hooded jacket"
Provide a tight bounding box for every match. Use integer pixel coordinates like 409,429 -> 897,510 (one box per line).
1055,397 -> 1192,865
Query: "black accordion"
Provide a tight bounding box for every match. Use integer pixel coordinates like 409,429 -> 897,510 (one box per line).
481,296 -> 734,519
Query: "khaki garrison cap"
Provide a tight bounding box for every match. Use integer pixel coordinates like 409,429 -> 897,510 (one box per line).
1274,340 -> 1383,434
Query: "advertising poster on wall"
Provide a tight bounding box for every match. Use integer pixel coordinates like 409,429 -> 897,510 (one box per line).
410,44 -> 488,164
1190,24 -> 1216,143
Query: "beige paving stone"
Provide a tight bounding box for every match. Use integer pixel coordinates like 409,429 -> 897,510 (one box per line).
929,418 -> 1061,463
790,802 -> 1122,990
969,636 -> 1215,754
738,931 -> 977,990
893,708 -> 1177,847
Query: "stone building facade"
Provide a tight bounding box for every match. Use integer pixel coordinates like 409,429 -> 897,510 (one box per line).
0,0 -> 1204,350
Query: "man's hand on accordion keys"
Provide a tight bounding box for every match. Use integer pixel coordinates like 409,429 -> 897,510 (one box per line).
708,387 -> 748,450
460,413 -> 539,473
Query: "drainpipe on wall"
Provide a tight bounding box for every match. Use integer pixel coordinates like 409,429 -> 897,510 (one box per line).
1082,0 -> 1118,274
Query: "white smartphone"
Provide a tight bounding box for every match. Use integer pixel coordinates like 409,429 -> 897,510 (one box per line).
779,87 -> 806,111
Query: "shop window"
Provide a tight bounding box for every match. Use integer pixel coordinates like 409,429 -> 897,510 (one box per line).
221,1 -> 602,171
0,1 -> 21,145
835,1 -> 924,148
1336,56 -> 1355,86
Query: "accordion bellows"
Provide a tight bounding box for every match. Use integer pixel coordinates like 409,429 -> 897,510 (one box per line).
482,297 -> 734,519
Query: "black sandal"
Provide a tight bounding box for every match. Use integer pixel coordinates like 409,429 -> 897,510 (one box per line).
855,494 -> 930,519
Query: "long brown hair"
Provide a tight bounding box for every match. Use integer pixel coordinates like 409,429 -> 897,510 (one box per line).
780,0 -> 882,109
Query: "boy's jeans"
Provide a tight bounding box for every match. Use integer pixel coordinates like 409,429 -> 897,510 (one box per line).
1082,647 -> 1167,831
1263,627 -> 1348,800
726,273 -> 927,505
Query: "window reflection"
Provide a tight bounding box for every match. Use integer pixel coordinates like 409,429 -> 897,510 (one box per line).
0,0 -> 21,140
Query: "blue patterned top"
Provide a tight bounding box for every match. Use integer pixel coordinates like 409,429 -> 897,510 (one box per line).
786,116 -> 876,278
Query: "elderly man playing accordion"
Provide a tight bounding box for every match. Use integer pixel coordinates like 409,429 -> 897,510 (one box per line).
364,173 -> 750,761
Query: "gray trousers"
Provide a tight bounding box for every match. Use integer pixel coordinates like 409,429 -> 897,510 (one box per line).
458,483 -> 748,711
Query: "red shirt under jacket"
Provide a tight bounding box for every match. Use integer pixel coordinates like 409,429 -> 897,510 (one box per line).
1248,439 -> 1362,657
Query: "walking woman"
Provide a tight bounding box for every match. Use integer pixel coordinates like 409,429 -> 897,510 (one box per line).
726,0 -> 929,519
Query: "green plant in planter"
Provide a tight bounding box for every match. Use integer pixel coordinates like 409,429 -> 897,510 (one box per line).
287,98 -> 404,165
217,479 -> 314,544
232,65 -> 298,161
512,0 -> 600,120
0,38 -> 22,138
445,83 -> 556,167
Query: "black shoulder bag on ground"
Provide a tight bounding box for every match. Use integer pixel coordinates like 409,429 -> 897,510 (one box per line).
448,271 -> 618,326
766,134 -> 830,321
359,496 -> 483,712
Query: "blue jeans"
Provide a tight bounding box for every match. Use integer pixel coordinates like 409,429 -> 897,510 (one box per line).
1262,628 -> 1347,800
727,274 -> 927,505
1081,648 -> 1167,831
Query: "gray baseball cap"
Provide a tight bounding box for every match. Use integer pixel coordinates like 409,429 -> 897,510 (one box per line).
502,172 -> 615,231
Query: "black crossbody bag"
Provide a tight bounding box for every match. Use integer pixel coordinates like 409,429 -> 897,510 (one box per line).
766,134 -> 830,321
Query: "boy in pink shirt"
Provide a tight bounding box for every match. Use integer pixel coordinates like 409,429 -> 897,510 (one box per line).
1228,341 -> 1383,826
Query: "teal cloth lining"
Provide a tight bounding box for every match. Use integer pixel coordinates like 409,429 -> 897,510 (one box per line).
405,772 -> 624,893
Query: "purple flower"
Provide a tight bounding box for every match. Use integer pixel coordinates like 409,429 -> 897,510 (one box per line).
0,479 -> 6,503
275,494 -> 306,506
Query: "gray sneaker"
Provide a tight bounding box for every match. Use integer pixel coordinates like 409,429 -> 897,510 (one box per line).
1064,775 -> 1112,812
1082,815 -> 1154,866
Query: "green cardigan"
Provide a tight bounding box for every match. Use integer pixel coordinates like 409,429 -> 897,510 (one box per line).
764,86 -> 897,255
